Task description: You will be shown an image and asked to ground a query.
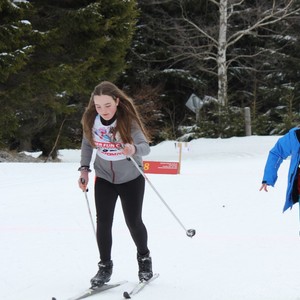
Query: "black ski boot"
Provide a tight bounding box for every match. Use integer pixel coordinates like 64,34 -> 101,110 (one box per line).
90,260 -> 113,288
137,252 -> 153,282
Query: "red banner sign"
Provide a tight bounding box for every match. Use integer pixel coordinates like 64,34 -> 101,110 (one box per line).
143,161 -> 179,174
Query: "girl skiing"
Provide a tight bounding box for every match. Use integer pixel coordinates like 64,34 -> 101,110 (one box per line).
78,81 -> 153,287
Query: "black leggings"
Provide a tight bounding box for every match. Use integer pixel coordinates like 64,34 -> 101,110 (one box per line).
94,175 -> 149,262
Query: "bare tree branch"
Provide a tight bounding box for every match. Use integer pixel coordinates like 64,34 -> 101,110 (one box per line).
209,0 -> 219,7
227,1 -> 300,48
180,2 -> 218,45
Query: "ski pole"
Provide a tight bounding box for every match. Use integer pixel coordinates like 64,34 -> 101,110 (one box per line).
128,155 -> 196,238
80,178 -> 97,239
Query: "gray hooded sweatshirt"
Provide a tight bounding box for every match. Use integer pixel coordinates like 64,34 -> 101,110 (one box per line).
80,115 -> 150,184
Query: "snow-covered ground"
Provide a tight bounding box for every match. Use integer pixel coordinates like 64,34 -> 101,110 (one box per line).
1,136 -> 300,300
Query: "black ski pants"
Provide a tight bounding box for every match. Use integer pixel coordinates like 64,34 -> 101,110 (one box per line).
94,175 -> 149,262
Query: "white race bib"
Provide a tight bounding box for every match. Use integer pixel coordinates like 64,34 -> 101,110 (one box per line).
92,115 -> 126,161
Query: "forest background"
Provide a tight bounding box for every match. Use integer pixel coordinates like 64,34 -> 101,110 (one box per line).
1,0 -> 300,159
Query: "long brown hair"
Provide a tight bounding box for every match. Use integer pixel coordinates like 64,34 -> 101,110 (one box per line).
81,81 -> 150,147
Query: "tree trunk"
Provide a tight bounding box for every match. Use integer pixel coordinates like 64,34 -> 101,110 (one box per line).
217,0 -> 228,107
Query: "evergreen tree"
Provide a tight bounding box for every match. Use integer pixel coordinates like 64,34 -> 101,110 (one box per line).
228,0 -> 300,134
2,0 -> 138,155
0,0 -> 35,146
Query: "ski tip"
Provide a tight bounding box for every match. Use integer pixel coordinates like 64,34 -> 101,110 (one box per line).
123,291 -> 131,299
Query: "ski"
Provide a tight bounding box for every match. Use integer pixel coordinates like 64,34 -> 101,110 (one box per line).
123,273 -> 159,299
52,280 -> 127,300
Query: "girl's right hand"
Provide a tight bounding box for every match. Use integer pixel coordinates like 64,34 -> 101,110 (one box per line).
78,172 -> 89,191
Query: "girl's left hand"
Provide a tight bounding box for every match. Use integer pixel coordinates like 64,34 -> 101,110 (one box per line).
122,143 -> 136,156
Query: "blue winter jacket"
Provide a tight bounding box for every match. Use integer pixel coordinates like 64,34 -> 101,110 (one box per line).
262,127 -> 300,212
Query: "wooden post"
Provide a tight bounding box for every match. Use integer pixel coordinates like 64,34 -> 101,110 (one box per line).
244,107 -> 251,136
177,142 -> 182,174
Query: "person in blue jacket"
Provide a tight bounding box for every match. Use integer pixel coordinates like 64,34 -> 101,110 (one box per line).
260,127 -> 300,212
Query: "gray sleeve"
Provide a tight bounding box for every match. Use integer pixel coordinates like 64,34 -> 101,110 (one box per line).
131,124 -> 150,157
80,136 -> 94,167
